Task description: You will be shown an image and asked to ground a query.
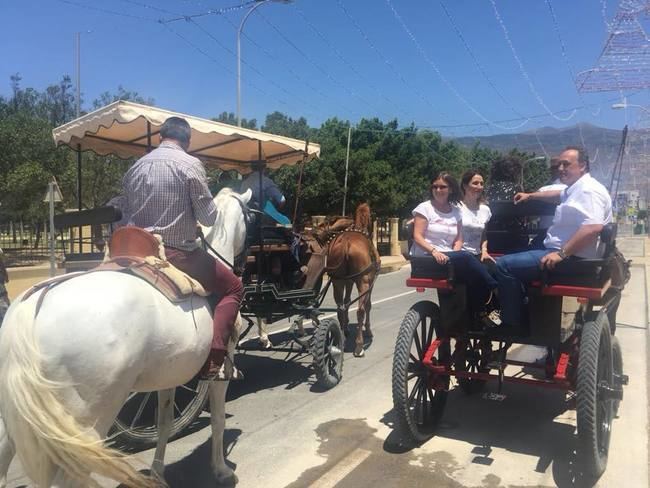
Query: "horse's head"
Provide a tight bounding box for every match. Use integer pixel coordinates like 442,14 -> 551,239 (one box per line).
202,188 -> 252,270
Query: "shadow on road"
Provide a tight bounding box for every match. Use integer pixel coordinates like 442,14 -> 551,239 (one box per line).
380,384 -> 602,487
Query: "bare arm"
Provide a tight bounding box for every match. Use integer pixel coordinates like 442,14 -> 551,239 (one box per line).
514,189 -> 562,205
413,214 -> 449,264
452,222 -> 463,251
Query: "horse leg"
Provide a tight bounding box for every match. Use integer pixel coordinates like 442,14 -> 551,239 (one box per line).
332,281 -> 348,336
256,317 -> 272,349
208,381 -> 238,485
354,278 -> 371,357
151,388 -> 175,482
0,415 -> 14,488
362,274 -> 374,339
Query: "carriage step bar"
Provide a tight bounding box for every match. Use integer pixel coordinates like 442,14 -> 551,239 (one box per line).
598,381 -> 624,401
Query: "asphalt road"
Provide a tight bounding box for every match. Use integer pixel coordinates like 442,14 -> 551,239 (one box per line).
5,249 -> 649,488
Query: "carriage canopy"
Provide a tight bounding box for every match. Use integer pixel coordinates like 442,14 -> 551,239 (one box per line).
52,100 -> 320,174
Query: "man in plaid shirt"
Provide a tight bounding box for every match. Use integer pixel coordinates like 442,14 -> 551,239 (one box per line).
122,116 -> 243,380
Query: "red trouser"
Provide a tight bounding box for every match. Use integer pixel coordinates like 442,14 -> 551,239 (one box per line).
165,246 -> 244,352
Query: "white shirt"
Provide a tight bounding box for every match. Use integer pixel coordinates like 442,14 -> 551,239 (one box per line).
459,202 -> 491,255
411,200 -> 462,256
538,180 -> 567,228
544,173 -> 612,258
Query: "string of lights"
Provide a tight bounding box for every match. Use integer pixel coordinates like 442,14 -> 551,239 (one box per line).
489,0 -> 576,122
113,0 -> 180,16
54,0 -> 156,22
159,1 -> 257,24
254,10 -> 374,120
386,0 -> 529,132
291,3 -> 415,123
188,19 -> 322,116
334,0 -> 450,120
437,0 -> 525,120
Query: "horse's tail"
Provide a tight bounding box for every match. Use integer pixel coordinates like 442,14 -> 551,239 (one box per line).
0,299 -> 156,488
354,203 -> 371,234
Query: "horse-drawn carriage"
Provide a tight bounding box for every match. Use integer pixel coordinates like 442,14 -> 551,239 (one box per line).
392,199 -> 629,480
46,101 -> 376,447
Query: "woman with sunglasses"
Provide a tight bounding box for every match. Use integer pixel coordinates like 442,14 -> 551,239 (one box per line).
411,172 -> 497,313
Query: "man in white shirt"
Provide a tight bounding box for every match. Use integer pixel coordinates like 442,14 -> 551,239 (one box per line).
495,146 -> 612,329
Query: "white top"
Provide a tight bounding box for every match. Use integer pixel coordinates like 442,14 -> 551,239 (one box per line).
544,173 -> 613,258
411,200 -> 462,256
538,180 -> 567,228
459,202 -> 492,255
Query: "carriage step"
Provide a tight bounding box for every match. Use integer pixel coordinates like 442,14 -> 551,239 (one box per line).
614,373 -> 629,386
598,382 -> 624,401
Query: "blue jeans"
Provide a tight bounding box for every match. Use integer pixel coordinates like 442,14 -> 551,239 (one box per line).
445,251 -> 498,313
495,249 -> 554,326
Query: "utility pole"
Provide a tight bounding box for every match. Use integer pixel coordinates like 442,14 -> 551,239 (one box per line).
342,125 -> 352,216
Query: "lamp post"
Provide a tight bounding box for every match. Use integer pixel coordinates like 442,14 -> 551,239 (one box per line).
237,0 -> 291,127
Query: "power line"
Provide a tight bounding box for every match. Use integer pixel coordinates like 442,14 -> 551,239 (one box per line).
254,10 -> 371,120
291,3 -> 415,123
489,0 -> 576,122
113,0 -> 180,16
385,0 -> 529,131
333,0 -> 450,120
54,0 -> 157,22
188,18 -> 322,116
159,1 -> 257,24
438,0 -> 525,120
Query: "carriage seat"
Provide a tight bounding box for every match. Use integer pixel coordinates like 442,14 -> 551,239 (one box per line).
406,257 -> 454,290
531,223 -> 617,299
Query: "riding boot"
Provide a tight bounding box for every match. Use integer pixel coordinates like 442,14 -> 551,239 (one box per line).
198,349 -> 226,381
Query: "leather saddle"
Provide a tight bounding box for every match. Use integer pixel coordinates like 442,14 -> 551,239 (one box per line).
108,226 -> 161,259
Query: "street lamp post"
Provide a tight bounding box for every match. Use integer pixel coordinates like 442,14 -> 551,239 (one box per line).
237,0 -> 290,127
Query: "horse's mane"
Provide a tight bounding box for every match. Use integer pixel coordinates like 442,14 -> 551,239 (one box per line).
206,188 -> 237,243
355,203 -> 371,233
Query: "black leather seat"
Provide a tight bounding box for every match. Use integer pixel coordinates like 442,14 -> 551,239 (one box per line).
410,256 -> 452,280
543,223 -> 617,288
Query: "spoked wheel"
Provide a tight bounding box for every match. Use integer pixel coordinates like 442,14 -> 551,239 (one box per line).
455,337 -> 492,394
576,314 -> 614,479
312,318 -> 344,390
111,378 -> 209,448
392,300 -> 449,443
611,336 -> 624,417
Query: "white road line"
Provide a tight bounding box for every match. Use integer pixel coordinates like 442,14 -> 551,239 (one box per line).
319,289 -> 417,320
309,448 -> 372,488
239,289 -> 417,343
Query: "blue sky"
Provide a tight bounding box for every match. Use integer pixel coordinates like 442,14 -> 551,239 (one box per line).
1,0 -> 647,136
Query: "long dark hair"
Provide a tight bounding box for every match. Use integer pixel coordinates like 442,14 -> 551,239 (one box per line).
460,169 -> 486,204
430,172 -> 461,205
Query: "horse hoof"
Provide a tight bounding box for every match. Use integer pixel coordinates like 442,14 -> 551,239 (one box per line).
215,469 -> 238,485
354,348 -> 365,358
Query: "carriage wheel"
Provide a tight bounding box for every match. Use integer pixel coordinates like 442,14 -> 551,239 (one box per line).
392,300 -> 448,444
455,338 -> 491,395
611,336 -> 623,417
576,314 -> 614,479
312,318 -> 344,390
111,378 -> 209,448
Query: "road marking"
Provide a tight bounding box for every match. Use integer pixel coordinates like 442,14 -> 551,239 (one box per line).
319,289 -> 417,319
309,448 -> 372,488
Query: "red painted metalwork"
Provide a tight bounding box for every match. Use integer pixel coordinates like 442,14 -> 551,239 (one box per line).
554,352 -> 570,381
405,278 -> 453,290
529,280 -> 610,300
422,339 -> 442,369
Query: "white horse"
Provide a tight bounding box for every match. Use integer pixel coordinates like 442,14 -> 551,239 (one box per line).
0,187 -> 250,488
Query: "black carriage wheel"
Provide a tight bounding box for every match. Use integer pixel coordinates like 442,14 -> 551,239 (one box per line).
611,336 -> 623,417
455,338 -> 491,395
111,379 -> 209,448
576,314 -> 614,479
312,318 -> 344,390
392,300 -> 448,444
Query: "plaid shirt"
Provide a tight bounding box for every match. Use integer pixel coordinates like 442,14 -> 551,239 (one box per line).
123,140 -> 217,251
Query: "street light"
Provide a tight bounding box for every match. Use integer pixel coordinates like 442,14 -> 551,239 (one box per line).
237,0 -> 291,127
612,99 -> 650,115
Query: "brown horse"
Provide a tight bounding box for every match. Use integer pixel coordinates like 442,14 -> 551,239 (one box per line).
302,203 -> 380,357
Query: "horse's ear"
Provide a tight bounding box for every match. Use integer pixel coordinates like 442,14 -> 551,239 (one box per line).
241,188 -> 252,204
